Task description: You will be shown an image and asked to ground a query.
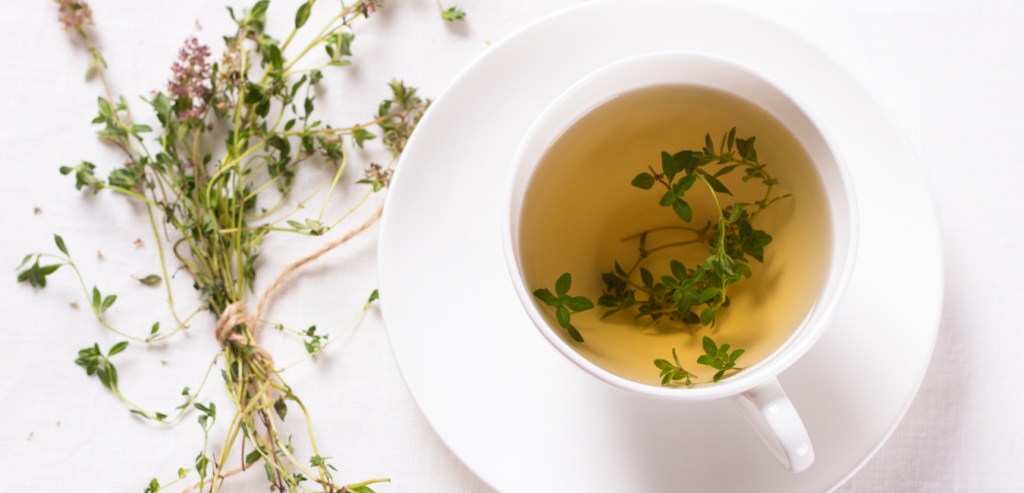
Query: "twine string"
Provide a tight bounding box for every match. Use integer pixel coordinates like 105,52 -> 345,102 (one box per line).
211,207 -> 384,367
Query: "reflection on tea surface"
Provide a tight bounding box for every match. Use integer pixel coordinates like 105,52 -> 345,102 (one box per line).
519,85 -> 832,387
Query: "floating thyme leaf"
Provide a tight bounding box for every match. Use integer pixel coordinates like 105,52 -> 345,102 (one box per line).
697,336 -> 745,382
533,273 -> 594,342
654,348 -> 696,386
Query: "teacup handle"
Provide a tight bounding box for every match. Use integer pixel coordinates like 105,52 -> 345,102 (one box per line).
730,376 -> 814,472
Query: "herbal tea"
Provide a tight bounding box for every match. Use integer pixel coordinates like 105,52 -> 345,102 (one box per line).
519,85 -> 832,387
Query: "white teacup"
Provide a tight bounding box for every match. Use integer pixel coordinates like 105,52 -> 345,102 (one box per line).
501,52 -> 858,473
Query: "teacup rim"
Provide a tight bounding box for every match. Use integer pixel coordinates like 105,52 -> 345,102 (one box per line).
501,51 -> 859,401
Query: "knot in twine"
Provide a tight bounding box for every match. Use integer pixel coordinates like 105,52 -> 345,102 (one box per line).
209,207 -> 383,367
214,301 -> 274,365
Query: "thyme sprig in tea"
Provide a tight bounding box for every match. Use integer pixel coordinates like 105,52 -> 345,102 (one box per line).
533,273 -> 595,342
535,128 -> 790,385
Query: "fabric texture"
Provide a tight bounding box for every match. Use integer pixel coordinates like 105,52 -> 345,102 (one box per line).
0,0 -> 1020,491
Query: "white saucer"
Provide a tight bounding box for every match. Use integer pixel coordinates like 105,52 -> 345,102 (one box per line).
378,1 -> 943,491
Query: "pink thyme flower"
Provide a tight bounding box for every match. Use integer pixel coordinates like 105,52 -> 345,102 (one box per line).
56,0 -> 93,33
168,37 -> 212,122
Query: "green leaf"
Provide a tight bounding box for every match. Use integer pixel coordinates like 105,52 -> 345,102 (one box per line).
659,191 -> 675,207
555,305 -> 570,328
631,173 -> 655,190
567,296 -> 594,312
654,359 -> 673,370
672,199 -> 692,222
555,273 -> 571,297
108,341 -> 129,356
640,268 -> 653,288
614,260 -> 626,277
702,336 -> 718,355
264,463 -> 275,482
97,97 -> 112,116
698,287 -> 719,303
54,235 -> 69,256
705,133 -> 714,150
16,254 -> 33,270
532,288 -> 554,303
743,136 -> 757,160
661,276 -> 679,289
287,220 -> 305,230
274,397 -> 288,421
673,150 -> 694,174
352,128 -> 376,148
727,205 -> 745,223
676,297 -> 690,314
670,260 -> 686,280
92,287 -> 101,310
251,0 -> 270,17
350,487 -> 377,493
263,42 -> 283,70
727,127 -> 736,151
101,294 -> 117,313
295,1 -> 312,28
714,370 -> 726,382
245,449 -> 263,464
566,324 -> 584,343
661,151 -> 677,182
700,306 -> 717,326
97,365 -> 111,390
730,349 -> 745,362
700,171 -> 732,196
676,174 -> 697,194
138,274 -> 161,286
440,5 -> 467,21
368,289 -> 380,302
715,164 -> 741,178
697,354 -> 714,365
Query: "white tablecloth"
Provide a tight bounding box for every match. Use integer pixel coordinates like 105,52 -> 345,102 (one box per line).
1,0 -> 1020,491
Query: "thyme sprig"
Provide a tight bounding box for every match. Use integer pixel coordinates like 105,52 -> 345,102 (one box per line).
654,336 -> 745,387
608,128 -> 789,328
533,273 -> 594,342
20,1 -> 456,491
533,128 -> 788,385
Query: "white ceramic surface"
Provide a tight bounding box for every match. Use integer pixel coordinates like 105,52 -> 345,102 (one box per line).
378,1 -> 943,491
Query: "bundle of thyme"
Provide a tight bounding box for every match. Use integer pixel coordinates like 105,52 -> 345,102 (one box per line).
18,1 -> 464,491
